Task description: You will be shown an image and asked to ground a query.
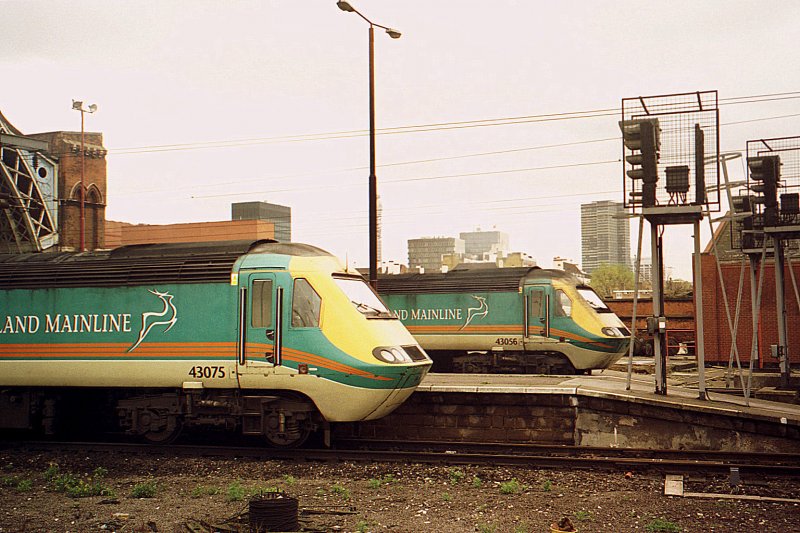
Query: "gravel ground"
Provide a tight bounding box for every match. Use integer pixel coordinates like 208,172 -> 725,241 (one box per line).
1,449 -> 799,533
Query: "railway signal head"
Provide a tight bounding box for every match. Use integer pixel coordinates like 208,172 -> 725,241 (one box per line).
620,118 -> 661,207
731,195 -> 755,249
748,155 -> 780,225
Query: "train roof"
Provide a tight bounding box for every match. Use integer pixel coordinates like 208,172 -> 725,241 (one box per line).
0,240 -> 333,289
378,266 -> 580,294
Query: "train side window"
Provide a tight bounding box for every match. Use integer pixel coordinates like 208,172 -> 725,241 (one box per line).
292,278 -> 321,328
554,290 -> 572,317
251,280 -> 273,328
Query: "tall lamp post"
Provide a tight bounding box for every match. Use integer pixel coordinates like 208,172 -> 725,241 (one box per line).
71,100 -> 97,252
336,0 -> 400,288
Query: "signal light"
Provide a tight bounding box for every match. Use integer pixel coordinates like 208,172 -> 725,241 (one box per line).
732,195 -> 755,249
748,155 -> 780,225
620,118 -> 660,207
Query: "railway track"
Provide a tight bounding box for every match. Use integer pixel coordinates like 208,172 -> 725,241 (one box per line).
4,438 -> 800,477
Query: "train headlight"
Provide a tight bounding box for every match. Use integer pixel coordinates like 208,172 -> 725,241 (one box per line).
601,327 -> 624,337
373,346 -> 413,364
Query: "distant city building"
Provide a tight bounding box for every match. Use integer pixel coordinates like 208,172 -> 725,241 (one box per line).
232,201 -> 291,242
553,256 -> 589,284
408,236 -> 465,273
459,229 -> 509,260
581,200 -> 631,274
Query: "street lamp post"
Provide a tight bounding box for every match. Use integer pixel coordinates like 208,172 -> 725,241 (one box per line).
336,1 -> 400,288
71,100 -> 97,252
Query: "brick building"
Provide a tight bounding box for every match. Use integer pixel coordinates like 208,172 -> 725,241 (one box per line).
29,130 -> 107,251
699,219 -> 800,367
105,219 -> 275,248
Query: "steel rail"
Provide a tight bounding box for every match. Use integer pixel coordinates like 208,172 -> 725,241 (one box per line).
5,440 -> 800,477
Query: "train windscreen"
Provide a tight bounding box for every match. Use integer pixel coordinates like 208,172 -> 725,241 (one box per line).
577,288 -> 612,312
333,276 -> 395,318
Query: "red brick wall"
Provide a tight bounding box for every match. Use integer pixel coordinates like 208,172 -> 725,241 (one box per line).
701,253 -> 800,366
105,219 -> 275,248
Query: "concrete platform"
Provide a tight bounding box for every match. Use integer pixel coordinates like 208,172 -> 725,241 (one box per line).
335,369 -> 800,452
419,369 -> 800,428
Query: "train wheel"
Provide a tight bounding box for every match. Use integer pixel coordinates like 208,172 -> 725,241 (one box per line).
140,412 -> 183,445
263,422 -> 311,448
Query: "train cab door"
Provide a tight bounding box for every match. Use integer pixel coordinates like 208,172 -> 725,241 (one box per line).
523,286 -> 557,350
236,271 -> 285,387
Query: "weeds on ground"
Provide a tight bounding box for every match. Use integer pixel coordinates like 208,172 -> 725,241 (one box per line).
131,479 -> 158,498
477,523 -> 497,533
226,481 -> 247,502
514,522 -> 532,533
191,485 -> 220,498
355,520 -> 369,533
441,492 -> 452,502
645,517 -> 682,532
2,475 -> 32,492
368,473 -> 398,489
46,464 -> 114,498
330,483 -> 351,501
471,475 -> 483,488
499,478 -> 522,494
542,479 -> 553,492
574,510 -> 592,521
448,467 -> 465,484
283,474 -> 296,485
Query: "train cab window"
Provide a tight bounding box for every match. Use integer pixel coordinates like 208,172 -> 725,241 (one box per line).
577,288 -> 611,312
251,280 -> 273,328
554,290 -> 572,317
333,275 -> 394,318
292,278 -> 321,328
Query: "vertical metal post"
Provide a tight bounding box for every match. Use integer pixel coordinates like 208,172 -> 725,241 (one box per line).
79,109 -> 85,252
626,215 -> 645,391
651,222 -> 667,394
693,219 -> 707,399
368,24 -> 378,289
773,237 -> 790,388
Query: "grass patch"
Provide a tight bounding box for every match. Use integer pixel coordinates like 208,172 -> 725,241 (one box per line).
574,510 -> 592,521
330,484 -> 350,501
226,481 -> 247,502
471,476 -> 483,488
46,465 -> 113,498
645,517 -> 682,532
542,479 -> 553,492
191,485 -> 220,498
500,478 -> 522,494
131,479 -> 158,498
478,523 -> 497,533
514,522 -> 532,533
282,474 -> 296,485
448,467 -> 465,484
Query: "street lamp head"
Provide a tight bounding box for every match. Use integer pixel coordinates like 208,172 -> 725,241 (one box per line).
336,1 -> 354,12
87,104 -> 98,113
385,28 -> 401,39
72,100 -> 83,110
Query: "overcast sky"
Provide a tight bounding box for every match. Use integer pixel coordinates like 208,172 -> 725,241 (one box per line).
3,0 -> 800,279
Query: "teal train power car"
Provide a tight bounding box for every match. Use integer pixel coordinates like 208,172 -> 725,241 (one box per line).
0,241 -> 431,446
378,267 -> 629,374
